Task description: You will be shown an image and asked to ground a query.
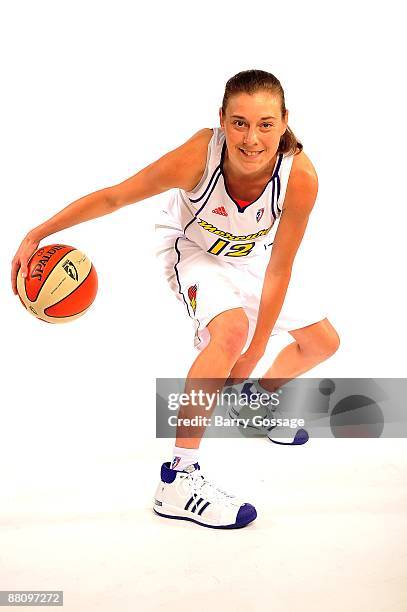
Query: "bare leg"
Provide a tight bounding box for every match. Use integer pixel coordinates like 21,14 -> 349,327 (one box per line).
175,308 -> 249,449
258,318 -> 340,393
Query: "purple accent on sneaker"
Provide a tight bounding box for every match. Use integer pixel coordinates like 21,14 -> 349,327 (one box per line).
184,496 -> 195,511
160,461 -> 201,484
267,428 -> 309,446
294,429 -> 309,445
153,504 -> 257,530
161,462 -> 177,483
197,501 -> 210,516
190,497 -> 204,513
235,503 -> 257,527
241,382 -> 254,401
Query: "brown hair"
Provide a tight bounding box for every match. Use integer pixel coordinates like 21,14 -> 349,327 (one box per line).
221,69 -> 302,156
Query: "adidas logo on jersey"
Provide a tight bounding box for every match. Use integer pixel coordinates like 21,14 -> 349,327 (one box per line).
212,206 -> 228,216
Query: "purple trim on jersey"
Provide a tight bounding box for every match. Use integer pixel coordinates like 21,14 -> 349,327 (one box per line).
276,174 -> 282,213
271,178 -> 278,220
188,163 -> 221,204
273,152 -> 283,177
219,140 -> 283,213
183,169 -> 222,234
173,238 -> 192,313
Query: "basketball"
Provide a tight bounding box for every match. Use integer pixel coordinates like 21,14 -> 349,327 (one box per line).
16,244 -> 98,323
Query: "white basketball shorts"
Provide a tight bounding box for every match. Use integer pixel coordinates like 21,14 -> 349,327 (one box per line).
156,235 -> 326,351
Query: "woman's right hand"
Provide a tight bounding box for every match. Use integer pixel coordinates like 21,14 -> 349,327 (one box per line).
11,233 -> 41,295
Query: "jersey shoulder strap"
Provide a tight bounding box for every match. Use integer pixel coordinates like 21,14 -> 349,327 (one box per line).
183,128 -> 223,199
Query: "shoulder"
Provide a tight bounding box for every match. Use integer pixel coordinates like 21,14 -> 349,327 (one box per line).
181,128 -> 214,155
283,150 -> 318,215
171,128 -> 214,191
188,127 -> 214,142
290,149 -> 318,183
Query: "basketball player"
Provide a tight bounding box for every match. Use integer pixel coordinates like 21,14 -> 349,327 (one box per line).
11,70 -> 340,529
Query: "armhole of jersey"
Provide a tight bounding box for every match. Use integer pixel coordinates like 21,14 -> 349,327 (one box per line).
186,128 -> 215,195
277,154 -> 295,213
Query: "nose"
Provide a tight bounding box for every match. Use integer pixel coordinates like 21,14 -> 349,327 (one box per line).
243,126 -> 258,146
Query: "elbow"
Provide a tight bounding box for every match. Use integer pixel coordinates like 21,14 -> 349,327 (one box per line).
104,186 -> 122,209
265,265 -> 292,280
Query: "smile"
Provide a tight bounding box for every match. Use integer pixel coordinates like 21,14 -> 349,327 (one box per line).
239,148 -> 263,158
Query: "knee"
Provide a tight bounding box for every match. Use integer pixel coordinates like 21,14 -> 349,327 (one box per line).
298,322 -> 341,361
208,313 -> 249,358
324,330 -> 341,357
314,328 -> 341,359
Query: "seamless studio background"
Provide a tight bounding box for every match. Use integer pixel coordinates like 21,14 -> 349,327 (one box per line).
1,1 -> 406,611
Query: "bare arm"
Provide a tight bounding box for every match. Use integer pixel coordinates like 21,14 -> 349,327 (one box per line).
248,154 -> 319,356
11,128 -> 213,293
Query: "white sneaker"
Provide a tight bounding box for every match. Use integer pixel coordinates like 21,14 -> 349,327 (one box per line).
225,383 -> 309,446
225,382 -> 277,436
153,462 -> 257,529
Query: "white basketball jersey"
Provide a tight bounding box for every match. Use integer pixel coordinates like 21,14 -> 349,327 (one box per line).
157,127 -> 294,262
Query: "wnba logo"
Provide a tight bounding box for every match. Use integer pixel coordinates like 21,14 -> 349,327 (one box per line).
62,260 -> 79,281
17,244 -> 98,324
256,208 -> 264,222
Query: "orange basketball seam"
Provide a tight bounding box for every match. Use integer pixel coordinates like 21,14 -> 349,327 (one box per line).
43,264 -> 97,317
25,246 -> 76,303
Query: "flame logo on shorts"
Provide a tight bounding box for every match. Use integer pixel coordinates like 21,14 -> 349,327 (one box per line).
62,259 -> 79,281
187,284 -> 198,315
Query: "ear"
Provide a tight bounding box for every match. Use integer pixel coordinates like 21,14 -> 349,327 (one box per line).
219,107 -> 224,128
279,109 -> 289,137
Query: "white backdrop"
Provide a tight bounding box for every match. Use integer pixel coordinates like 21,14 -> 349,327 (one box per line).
1,1 -> 406,471
1,3 -> 407,610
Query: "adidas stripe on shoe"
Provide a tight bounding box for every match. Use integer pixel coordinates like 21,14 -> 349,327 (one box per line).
153,462 -> 257,529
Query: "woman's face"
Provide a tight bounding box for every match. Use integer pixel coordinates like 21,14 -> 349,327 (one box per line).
219,90 -> 288,177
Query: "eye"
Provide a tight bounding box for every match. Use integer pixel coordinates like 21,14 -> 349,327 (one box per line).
262,123 -> 273,128
233,120 -> 246,127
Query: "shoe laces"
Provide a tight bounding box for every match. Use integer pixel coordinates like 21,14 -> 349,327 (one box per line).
177,470 -> 237,507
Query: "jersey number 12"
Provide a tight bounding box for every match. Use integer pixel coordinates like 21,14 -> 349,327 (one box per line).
207,239 -> 255,257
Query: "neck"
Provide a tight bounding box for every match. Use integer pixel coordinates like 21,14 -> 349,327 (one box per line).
223,149 -> 278,185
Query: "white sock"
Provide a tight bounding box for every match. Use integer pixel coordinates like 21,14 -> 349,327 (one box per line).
170,446 -> 199,471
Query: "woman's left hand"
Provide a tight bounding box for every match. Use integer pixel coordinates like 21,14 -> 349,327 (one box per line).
225,351 -> 262,386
